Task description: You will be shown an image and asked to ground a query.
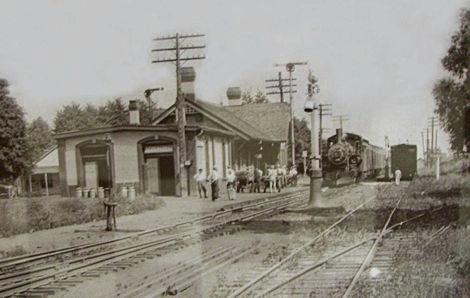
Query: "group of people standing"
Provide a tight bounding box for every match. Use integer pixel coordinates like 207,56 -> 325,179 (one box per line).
193,166 -> 237,201
193,164 -> 298,201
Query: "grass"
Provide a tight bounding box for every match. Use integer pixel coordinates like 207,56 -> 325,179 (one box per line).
0,194 -> 165,237
352,227 -> 470,297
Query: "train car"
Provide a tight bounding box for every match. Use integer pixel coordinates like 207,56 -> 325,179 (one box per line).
391,144 -> 417,180
322,129 -> 386,185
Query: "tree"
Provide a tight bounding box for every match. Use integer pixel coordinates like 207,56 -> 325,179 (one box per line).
241,88 -> 269,104
54,99 -> 131,133
54,102 -> 90,133
137,99 -> 161,125
98,98 -> 128,126
433,8 -> 470,152
26,117 -> 55,162
290,117 -> 311,171
0,79 -> 31,182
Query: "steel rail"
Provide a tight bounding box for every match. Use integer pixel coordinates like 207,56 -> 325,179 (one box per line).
342,194 -> 404,298
227,194 -> 378,298
0,189 -> 307,271
1,191 -> 307,297
257,188 -> 444,297
256,237 -> 377,297
120,246 -> 254,298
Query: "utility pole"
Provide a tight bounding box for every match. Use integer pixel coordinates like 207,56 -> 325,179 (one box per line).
428,116 -> 437,168
421,130 -> 426,161
426,127 -> 430,168
333,114 -> 350,131
318,104 -> 332,157
385,136 -> 390,180
274,62 -> 308,166
265,72 -> 297,103
428,117 -> 436,154
151,33 -> 205,197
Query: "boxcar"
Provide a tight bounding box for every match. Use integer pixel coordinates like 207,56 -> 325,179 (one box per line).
391,144 -> 417,180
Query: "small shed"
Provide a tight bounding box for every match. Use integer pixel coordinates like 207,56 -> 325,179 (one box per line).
25,146 -> 60,196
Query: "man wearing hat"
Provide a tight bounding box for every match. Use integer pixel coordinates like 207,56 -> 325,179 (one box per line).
208,166 -> 220,201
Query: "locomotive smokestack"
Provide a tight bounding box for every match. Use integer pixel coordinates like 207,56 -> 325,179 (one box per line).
336,128 -> 343,143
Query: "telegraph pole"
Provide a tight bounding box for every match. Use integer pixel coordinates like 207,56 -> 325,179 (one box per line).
318,104 -> 332,156
152,33 -> 205,196
421,130 -> 426,161
265,72 -> 297,103
274,62 -> 308,166
385,136 -> 390,180
426,127 -> 430,167
428,116 -> 438,168
428,117 -> 436,155
333,114 -> 350,131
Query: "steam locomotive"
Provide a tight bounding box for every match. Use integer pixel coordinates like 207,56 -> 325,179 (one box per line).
322,129 -> 386,185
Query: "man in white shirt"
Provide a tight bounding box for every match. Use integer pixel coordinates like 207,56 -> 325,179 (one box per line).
208,167 -> 219,201
193,168 -> 207,199
226,166 -> 236,200
395,169 -> 402,186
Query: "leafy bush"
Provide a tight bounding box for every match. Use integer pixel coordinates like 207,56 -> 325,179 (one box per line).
0,195 -> 164,237
407,174 -> 469,199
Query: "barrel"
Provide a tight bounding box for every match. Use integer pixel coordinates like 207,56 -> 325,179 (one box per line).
82,188 -> 89,198
75,187 -> 82,198
128,186 -> 135,200
98,187 -> 105,199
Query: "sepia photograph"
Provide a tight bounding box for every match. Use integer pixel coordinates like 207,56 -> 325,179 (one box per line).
0,0 -> 469,297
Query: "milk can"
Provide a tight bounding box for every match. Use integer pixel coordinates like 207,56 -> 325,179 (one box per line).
75,187 -> 82,198
128,186 -> 135,200
120,186 -> 128,198
82,188 -> 89,198
89,188 -> 96,198
98,187 -> 105,199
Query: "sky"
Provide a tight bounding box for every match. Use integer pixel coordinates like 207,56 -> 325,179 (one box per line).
1,0 -> 469,156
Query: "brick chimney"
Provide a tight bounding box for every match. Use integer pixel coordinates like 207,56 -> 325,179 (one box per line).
226,87 -> 242,106
181,67 -> 196,101
129,100 -> 140,125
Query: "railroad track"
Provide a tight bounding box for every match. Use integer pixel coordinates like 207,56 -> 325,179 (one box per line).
0,189 -> 308,297
221,187 -> 451,298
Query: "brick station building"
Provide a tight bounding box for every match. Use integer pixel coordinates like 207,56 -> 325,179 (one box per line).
55,68 -> 290,197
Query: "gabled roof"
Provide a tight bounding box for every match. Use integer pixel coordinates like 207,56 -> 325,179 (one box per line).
153,99 -> 290,142
34,146 -> 58,168
225,102 -> 290,141
190,100 -> 268,140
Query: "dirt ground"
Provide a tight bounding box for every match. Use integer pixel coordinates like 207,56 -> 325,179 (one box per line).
3,179 -> 468,297
0,183 -> 306,258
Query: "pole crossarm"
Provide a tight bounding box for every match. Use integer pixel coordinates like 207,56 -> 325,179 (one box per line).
152,56 -> 206,63
274,62 -> 308,68
265,78 -> 296,82
151,32 -> 206,197
153,33 -> 205,41
266,90 -> 297,95
266,84 -> 297,89
152,45 -> 206,52
273,62 -> 308,165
